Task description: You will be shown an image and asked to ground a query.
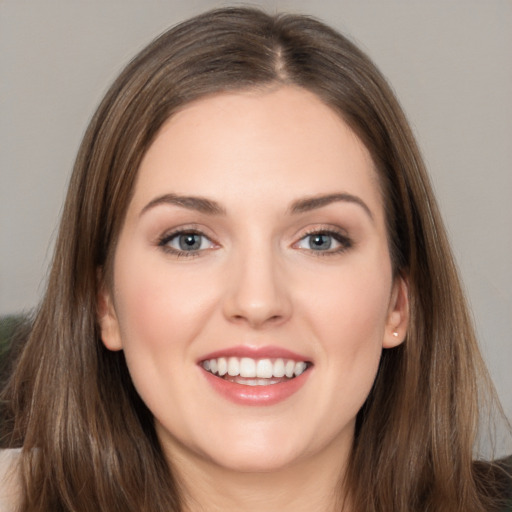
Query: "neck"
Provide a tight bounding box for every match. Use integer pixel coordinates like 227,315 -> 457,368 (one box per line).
168,437 -> 353,512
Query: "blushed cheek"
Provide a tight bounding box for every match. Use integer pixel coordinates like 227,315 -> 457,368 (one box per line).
116,272 -> 172,350
114,260 -> 219,355
330,291 -> 387,401
325,276 -> 389,330
112,269 -> 186,407
312,269 -> 391,370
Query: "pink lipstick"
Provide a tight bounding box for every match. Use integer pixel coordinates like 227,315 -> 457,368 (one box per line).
198,346 -> 312,406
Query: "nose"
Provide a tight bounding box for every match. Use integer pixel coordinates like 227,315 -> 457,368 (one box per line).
222,245 -> 292,329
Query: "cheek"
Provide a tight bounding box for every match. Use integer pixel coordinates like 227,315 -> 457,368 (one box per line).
304,259 -> 392,346
113,252 -> 217,351
110,254 -> 218,420
109,254 -> 224,424
299,259 -> 392,408
320,282 -> 387,382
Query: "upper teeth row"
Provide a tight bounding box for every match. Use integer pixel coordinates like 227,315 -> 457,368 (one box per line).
202,357 -> 307,379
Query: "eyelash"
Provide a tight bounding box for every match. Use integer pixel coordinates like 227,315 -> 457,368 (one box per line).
157,228 -> 216,258
294,228 -> 353,256
157,227 -> 353,258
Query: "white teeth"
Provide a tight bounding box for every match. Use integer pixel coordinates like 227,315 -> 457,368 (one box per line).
202,356 -> 309,380
240,357 -> 256,378
232,377 -> 283,386
285,360 -> 295,378
294,361 -> 307,376
217,357 -> 228,376
227,357 -> 239,376
273,358 -> 285,378
256,359 -> 273,378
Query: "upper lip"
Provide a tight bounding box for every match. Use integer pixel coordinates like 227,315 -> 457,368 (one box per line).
198,345 -> 311,363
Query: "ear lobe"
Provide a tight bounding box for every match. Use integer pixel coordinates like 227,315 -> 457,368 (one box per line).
383,274 -> 409,349
97,278 -> 123,352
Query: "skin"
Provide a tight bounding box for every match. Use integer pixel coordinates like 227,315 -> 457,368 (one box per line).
98,85 -> 409,512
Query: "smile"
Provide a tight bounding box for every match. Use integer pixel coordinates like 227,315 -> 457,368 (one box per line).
198,346 -> 313,405
201,357 -> 309,386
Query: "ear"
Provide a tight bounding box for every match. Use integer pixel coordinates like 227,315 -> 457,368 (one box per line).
97,272 -> 123,351
383,274 -> 409,349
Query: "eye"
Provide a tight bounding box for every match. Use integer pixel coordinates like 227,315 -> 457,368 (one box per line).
295,230 -> 352,254
158,230 -> 216,256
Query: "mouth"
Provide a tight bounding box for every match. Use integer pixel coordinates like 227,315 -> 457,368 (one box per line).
201,356 -> 312,386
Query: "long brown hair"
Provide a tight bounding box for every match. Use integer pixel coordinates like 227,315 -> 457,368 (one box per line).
1,7 -> 509,511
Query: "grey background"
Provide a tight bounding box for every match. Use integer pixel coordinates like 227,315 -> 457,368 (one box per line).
1,1 -> 511,448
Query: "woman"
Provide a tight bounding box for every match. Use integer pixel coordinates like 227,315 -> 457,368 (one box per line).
1,7 -> 510,512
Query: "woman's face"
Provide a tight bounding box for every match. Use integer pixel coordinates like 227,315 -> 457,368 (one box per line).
99,86 -> 408,474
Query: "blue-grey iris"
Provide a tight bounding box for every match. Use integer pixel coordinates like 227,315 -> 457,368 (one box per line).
179,233 -> 202,251
309,234 -> 332,250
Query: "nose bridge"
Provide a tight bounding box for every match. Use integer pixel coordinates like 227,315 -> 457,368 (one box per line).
223,233 -> 291,328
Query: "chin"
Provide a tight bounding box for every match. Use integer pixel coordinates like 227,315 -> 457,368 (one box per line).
204,445 -> 301,474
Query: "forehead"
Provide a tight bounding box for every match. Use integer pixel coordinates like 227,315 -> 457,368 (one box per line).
130,86 -> 384,220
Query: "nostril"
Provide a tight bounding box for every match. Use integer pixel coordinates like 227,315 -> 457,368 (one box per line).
229,312 -> 285,328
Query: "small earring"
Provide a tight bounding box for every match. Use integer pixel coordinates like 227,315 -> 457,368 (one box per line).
393,331 -> 399,337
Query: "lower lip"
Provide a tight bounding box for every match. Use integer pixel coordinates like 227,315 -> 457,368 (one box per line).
201,367 -> 311,406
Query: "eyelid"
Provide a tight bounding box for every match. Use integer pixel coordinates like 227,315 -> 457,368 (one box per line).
155,223 -> 353,258
292,225 -> 353,255
157,225 -> 219,257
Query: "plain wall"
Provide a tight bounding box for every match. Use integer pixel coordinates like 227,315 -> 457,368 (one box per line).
1,0 -> 511,441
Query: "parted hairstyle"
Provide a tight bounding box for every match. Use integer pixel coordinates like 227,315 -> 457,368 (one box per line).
1,7 -> 510,512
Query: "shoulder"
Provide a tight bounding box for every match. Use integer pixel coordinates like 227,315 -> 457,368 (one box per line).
496,455 -> 512,511
474,456 -> 512,512
0,448 -> 22,512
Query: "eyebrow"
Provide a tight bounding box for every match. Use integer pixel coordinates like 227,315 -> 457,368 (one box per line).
289,193 -> 374,221
140,193 -> 226,217
139,191 -> 373,221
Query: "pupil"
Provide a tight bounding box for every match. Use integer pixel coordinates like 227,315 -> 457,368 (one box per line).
179,234 -> 200,250
311,234 -> 331,250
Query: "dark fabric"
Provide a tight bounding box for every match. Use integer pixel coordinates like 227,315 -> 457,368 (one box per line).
0,316 -> 22,357
0,315 -> 28,444
497,455 -> 512,511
